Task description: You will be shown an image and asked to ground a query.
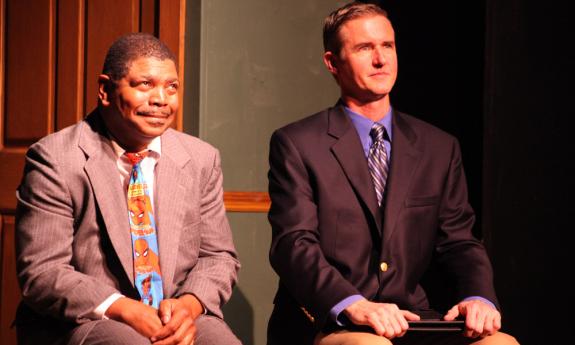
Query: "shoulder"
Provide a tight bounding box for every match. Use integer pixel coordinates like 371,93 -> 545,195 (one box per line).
394,110 -> 458,148
27,120 -> 89,163
162,129 -> 220,166
164,128 -> 218,152
276,107 -> 332,135
34,121 -> 85,148
271,106 -> 335,146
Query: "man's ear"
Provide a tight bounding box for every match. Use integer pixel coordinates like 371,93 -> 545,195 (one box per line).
323,51 -> 338,75
98,74 -> 112,106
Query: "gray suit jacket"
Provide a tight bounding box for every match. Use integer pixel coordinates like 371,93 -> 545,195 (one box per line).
15,111 -> 239,330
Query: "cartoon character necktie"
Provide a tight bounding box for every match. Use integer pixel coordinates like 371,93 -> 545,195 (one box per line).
126,151 -> 163,308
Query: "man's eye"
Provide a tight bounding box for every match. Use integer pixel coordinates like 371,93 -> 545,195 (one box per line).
137,81 -> 152,87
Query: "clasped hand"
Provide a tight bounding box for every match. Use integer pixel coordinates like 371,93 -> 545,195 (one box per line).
106,295 -> 203,345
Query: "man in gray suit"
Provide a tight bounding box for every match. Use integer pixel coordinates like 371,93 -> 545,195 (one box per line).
15,33 -> 241,345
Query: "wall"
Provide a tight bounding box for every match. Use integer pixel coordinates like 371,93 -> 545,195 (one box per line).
194,1 -> 343,344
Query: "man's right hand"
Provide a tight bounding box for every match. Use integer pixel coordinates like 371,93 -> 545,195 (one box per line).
105,297 -> 164,338
343,299 -> 420,339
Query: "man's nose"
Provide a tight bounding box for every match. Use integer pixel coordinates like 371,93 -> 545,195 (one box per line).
373,47 -> 386,67
149,87 -> 168,106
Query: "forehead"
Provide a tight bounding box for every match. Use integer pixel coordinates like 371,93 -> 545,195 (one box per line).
124,57 -> 178,78
339,14 -> 395,44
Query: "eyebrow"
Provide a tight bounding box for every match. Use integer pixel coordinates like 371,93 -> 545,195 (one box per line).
133,75 -> 179,83
353,42 -> 373,49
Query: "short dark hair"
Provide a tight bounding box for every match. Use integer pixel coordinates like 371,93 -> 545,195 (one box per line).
323,2 -> 388,55
102,32 -> 176,81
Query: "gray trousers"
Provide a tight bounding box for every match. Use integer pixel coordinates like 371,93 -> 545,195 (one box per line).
17,314 -> 241,345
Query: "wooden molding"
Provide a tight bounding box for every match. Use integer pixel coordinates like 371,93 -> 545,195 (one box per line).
224,191 -> 270,213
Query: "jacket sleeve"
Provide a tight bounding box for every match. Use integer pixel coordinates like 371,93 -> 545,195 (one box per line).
434,137 -> 499,307
16,142 -> 120,323
175,149 -> 240,318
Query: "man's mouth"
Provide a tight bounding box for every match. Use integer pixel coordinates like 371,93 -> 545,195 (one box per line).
136,110 -> 171,118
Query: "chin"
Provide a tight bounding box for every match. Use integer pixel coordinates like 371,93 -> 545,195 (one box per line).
143,127 -> 170,138
142,118 -> 173,132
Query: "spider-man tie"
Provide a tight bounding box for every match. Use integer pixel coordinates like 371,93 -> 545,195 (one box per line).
126,151 -> 163,308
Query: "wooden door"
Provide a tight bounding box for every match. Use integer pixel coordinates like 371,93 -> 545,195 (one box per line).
0,1 -> 186,343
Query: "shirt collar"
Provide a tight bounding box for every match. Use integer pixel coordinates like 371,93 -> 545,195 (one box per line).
345,106 -> 393,144
109,135 -> 162,160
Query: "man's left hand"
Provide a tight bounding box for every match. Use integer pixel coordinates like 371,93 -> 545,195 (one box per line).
150,295 -> 204,345
444,299 -> 501,338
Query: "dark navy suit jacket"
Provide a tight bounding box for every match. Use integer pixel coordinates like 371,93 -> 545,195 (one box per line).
267,104 -> 497,345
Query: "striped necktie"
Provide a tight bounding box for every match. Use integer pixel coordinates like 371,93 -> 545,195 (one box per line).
367,123 -> 389,206
125,151 -> 163,308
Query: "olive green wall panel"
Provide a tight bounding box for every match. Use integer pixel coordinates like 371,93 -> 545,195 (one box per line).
189,1 -> 346,344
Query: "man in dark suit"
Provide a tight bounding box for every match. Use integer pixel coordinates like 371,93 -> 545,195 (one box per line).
267,3 -> 518,345
15,33 -> 241,345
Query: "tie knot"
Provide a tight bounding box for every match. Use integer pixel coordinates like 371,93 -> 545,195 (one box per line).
125,151 -> 149,165
370,123 -> 386,143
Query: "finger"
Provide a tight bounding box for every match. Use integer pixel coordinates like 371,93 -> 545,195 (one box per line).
153,308 -> 190,342
393,311 -> 409,332
178,332 -> 195,345
158,299 -> 175,325
401,310 -> 420,321
385,316 -> 403,339
172,318 -> 195,344
464,327 -> 476,338
493,312 -> 502,332
443,305 -> 459,321
366,313 -> 386,336
153,318 -> 195,345
383,323 -> 396,339
482,311 -> 496,335
474,308 -> 486,335
484,309 -> 501,336
464,304 -> 477,332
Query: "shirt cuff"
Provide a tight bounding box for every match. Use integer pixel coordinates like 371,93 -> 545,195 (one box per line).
91,293 -> 125,320
463,296 -> 496,309
330,295 -> 365,326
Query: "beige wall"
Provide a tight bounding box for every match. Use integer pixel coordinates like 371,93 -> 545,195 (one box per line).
190,1 -> 345,344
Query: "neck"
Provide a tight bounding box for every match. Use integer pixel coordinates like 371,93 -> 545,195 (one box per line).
342,94 -> 391,121
100,108 -> 152,153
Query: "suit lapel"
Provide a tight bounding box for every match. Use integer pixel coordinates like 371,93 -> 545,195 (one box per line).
155,130 -> 188,297
79,112 -> 135,284
383,111 -> 422,244
328,105 -> 382,234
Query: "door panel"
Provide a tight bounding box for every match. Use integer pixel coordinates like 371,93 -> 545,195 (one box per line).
0,1 -> 186,343
4,0 -> 55,145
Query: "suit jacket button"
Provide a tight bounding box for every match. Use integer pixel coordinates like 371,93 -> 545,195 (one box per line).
380,262 -> 388,272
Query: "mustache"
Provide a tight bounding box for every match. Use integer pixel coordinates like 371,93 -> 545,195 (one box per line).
136,109 -> 172,116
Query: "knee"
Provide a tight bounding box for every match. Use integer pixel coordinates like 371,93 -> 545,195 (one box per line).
497,332 -> 520,345
315,331 -> 392,345
76,320 -> 151,345
193,315 -> 241,345
343,333 -> 392,345
482,332 -> 520,345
